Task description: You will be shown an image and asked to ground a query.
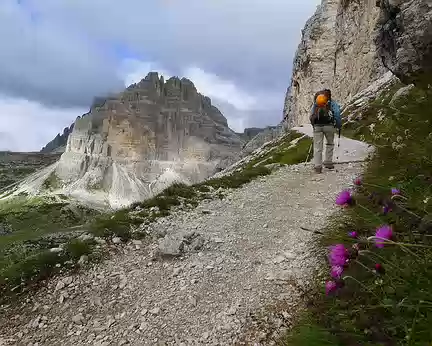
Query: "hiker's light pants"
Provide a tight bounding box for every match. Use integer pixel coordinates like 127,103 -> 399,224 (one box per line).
313,125 -> 336,168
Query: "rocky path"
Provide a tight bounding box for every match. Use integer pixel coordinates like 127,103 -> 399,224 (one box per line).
0,131 -> 370,346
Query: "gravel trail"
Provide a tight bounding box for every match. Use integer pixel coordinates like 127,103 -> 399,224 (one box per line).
0,132 -> 370,346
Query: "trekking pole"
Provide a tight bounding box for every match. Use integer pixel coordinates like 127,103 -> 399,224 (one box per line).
336,127 -> 341,161
305,144 -> 312,163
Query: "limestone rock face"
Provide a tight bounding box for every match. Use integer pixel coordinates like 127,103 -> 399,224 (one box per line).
284,0 -> 387,127
376,0 -> 432,89
50,72 -> 242,208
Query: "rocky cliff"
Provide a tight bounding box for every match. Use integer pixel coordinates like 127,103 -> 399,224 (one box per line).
283,0 -> 387,126
283,0 -> 432,127
41,124 -> 74,153
13,72 -> 243,209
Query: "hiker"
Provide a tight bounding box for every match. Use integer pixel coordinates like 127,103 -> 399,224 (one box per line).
310,89 -> 342,174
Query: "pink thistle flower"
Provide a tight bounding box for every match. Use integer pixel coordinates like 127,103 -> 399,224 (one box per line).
374,263 -> 385,274
336,190 -> 352,206
353,177 -> 362,186
329,244 -> 349,266
382,205 -> 392,215
325,281 -> 338,295
391,188 -> 401,196
331,265 -> 344,279
375,225 -> 393,248
348,231 -> 358,238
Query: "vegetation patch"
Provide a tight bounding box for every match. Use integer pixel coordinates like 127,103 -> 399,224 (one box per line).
283,84 -> 432,345
42,172 -> 62,190
244,131 -> 312,170
0,238 -> 99,301
0,196 -> 100,302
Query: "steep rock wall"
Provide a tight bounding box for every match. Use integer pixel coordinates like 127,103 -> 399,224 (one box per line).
376,0 -> 432,89
284,0 -> 387,126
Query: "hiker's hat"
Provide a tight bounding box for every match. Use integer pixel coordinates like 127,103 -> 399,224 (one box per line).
316,94 -> 328,107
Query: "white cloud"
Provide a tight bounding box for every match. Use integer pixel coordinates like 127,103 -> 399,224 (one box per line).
0,61 -> 284,151
119,59 -> 172,87
0,0 -> 322,151
0,96 -> 85,152
183,67 -> 257,111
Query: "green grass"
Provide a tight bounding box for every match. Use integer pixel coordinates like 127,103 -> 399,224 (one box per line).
0,196 -> 98,249
284,84 -> 432,345
42,172 -> 61,190
284,322 -> 342,346
0,238 -> 97,299
0,196 -> 100,302
244,131 -> 312,169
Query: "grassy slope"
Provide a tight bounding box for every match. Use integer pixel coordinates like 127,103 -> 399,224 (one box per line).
0,130 -> 312,303
283,84 -> 432,345
0,152 -> 60,191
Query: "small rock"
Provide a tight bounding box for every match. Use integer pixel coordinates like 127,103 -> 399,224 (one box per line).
213,237 -> 224,244
190,235 -> 205,251
189,296 -> 197,307
263,224 -> 268,229
63,276 -> 73,286
132,240 -> 143,245
172,267 -> 182,277
283,251 -> 296,259
72,313 -> 85,324
78,234 -> 94,242
112,237 -> 122,244
78,255 -> 89,266
150,307 -> 160,315
54,281 -> 65,292
273,255 -> 285,264
202,331 -> 210,340
95,237 -> 107,245
227,306 -> 237,315
119,276 -> 127,289
49,247 -> 63,253
158,236 -> 184,257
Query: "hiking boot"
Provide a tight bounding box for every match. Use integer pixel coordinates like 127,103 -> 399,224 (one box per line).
314,166 -> 322,174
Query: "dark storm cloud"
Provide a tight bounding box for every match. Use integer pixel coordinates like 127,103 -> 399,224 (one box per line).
5,0 -> 319,107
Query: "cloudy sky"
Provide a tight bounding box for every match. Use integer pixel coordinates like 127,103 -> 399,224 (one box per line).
0,0 -> 320,151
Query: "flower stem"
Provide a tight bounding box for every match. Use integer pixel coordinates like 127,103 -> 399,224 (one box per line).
393,203 -> 422,220
359,250 -> 399,270
355,259 -> 375,274
407,301 -> 420,346
356,203 -> 384,223
343,275 -> 380,299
